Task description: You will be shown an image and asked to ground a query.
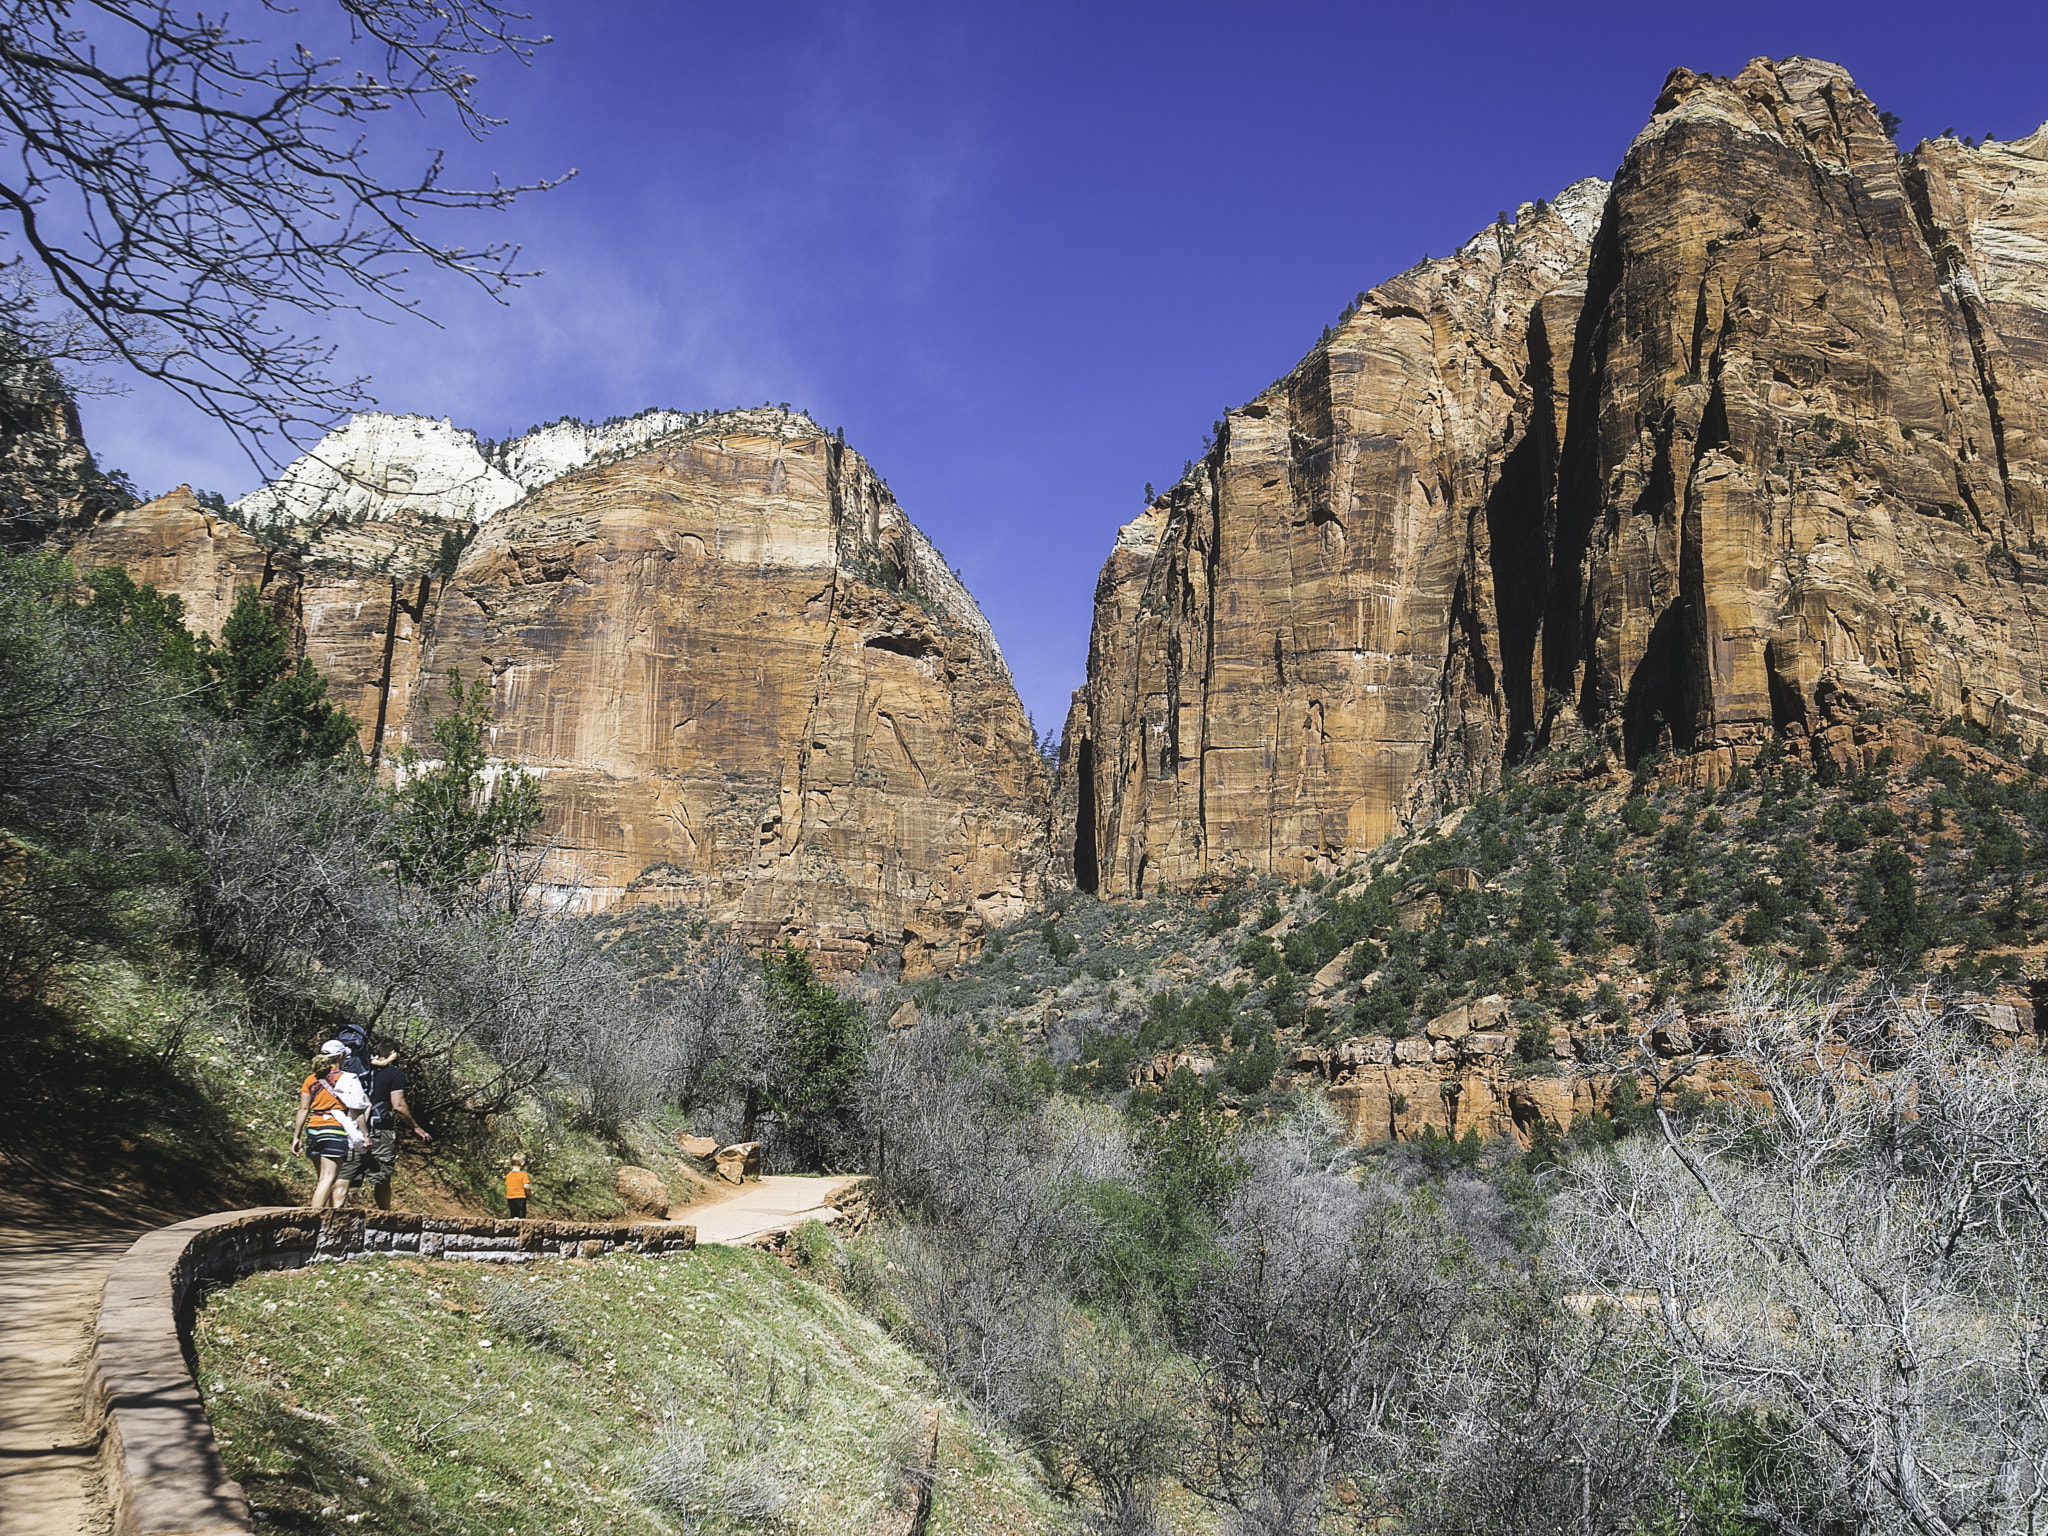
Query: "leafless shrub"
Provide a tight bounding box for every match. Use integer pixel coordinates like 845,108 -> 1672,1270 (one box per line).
638,1425 -> 711,1526
1024,1317 -> 1186,1532
711,1452 -> 792,1524
857,1018 -> 1146,1425
480,1280 -> 572,1358
877,1217 -> 1064,1424
1552,965 -> 2048,1536
1396,1296 -> 1674,1536
636,1412 -> 790,1533
1190,1107 -> 1501,1535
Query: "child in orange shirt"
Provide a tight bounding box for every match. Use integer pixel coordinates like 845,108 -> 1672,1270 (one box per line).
505,1154 -> 531,1219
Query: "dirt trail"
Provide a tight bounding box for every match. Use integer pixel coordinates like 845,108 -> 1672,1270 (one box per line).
0,1226 -> 143,1536
683,1175 -> 862,1246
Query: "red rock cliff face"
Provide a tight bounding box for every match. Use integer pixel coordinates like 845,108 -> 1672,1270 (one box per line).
66,487 -> 446,767
1548,59 -> 2048,773
1066,57 -> 2048,896
67,413 -> 1047,975
415,415 -> 1047,972
1061,180 -> 1608,897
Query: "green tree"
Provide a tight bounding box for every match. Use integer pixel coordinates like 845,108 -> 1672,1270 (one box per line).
82,566 -> 208,689
392,669 -> 542,899
1856,844 -> 1931,961
1089,1067 -> 1248,1327
760,942 -> 873,1167
1224,1027 -> 1280,1093
208,584 -> 359,765
1609,870 -> 1659,958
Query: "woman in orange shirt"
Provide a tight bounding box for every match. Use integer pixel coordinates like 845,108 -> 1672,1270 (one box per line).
505,1154 -> 531,1219
291,1048 -> 359,1209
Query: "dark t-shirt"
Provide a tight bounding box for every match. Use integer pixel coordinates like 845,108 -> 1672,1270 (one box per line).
366,1063 -> 409,1128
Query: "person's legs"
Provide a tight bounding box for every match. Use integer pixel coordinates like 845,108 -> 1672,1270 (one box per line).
308,1156 -> 340,1209
335,1139 -> 367,1210
364,1130 -> 398,1211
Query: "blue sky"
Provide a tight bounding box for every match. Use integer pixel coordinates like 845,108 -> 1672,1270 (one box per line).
84,0 -> 2048,736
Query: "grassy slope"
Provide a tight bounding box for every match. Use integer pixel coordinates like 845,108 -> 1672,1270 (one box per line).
0,954 -> 696,1227
902,716 -> 2042,1120
194,1243 -> 1065,1536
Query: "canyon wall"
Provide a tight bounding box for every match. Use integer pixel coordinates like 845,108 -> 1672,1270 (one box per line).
1059,177 -> 1608,896
69,410 -> 1047,973
1065,58 -> 2048,897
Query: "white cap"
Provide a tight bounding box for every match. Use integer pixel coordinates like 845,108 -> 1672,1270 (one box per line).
319,1039 -> 349,1058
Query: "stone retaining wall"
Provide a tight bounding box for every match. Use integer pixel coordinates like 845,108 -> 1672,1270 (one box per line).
89,1208 -> 697,1536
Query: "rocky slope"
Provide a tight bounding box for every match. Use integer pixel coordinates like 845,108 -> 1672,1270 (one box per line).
910,716 -> 2043,1149
1065,57 -> 2048,898
68,409 -> 1046,973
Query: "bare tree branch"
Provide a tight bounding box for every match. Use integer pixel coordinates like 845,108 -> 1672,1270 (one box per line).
0,1 -> 568,464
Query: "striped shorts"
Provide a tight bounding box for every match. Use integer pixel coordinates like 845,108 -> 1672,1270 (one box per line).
304,1127 -> 350,1161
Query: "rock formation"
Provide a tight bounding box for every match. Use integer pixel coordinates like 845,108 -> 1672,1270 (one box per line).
416,412 -> 1044,972
67,409 -> 1047,973
1065,57 -> 2048,897
1057,178 -> 1608,898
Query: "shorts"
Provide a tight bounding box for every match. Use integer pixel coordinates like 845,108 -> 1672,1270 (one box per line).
304,1127 -> 350,1162
340,1128 -> 399,1186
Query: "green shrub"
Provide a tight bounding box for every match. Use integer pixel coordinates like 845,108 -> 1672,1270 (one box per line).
1620,797 -> 1662,837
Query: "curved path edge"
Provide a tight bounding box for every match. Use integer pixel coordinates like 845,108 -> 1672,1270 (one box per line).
90,1208 -> 699,1536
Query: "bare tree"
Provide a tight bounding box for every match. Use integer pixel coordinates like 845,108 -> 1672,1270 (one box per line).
856,1018 -> 1143,1421
1023,1315 -> 1188,1536
0,1 -> 567,461
1553,968 -> 2048,1536
1191,1108 -> 1493,1536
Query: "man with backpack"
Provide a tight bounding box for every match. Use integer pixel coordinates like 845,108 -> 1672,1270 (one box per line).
338,1041 -> 432,1210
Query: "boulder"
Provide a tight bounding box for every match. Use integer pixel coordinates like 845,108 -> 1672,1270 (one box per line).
676,1134 -> 719,1162
1335,1036 -> 1395,1070
714,1142 -> 762,1185
1424,1004 -> 1473,1043
1463,1032 -> 1513,1058
615,1165 -> 669,1217
1286,1046 -> 1329,1074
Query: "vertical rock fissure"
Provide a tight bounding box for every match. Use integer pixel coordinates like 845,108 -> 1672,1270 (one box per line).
368,573 -> 406,767
1073,737 -> 1099,894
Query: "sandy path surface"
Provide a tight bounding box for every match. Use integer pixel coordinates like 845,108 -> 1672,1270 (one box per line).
0,1227 -> 143,1536
684,1175 -> 863,1245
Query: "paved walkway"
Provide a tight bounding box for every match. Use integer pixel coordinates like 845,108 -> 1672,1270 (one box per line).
0,1229 -> 142,1536
0,1178 -> 859,1535
685,1175 -> 862,1245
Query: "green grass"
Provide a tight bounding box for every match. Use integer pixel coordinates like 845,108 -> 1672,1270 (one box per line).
193,1244 -> 1067,1535
2,952 -> 684,1225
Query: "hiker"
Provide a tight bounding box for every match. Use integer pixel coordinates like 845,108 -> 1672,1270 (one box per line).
339,1043 -> 432,1212
505,1154 -> 531,1219
291,1046 -> 366,1209
319,1037 -> 373,1207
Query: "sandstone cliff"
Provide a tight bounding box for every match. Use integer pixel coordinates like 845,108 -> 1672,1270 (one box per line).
1065,58 -> 2048,897
68,409 -> 1046,973
416,411 -> 1043,972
